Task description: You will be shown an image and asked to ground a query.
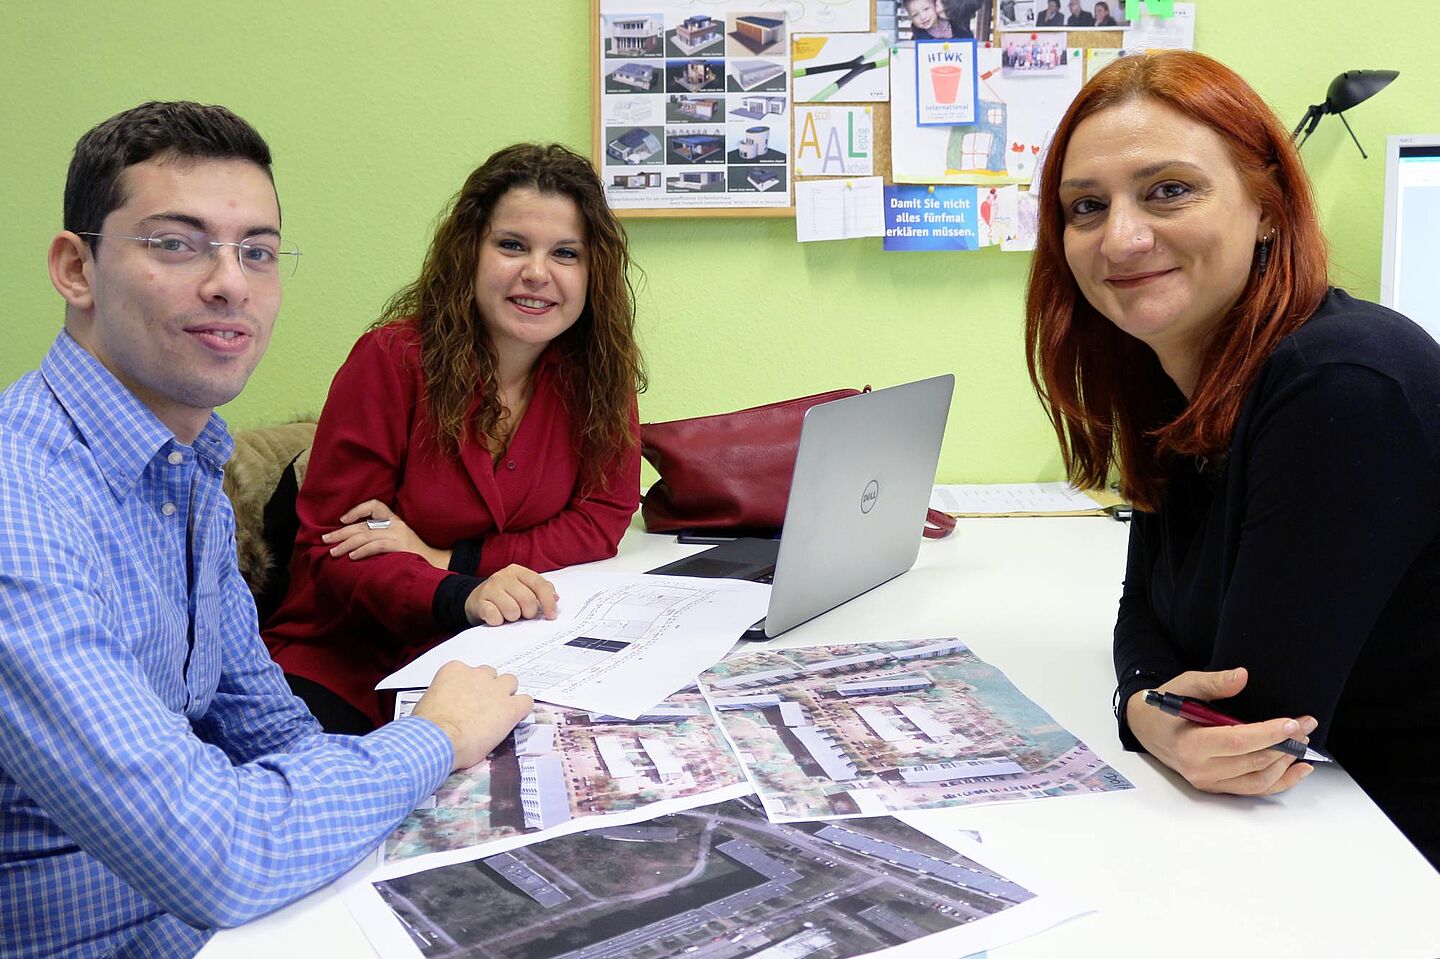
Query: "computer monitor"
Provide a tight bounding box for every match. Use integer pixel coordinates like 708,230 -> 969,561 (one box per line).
1380,134 -> 1440,340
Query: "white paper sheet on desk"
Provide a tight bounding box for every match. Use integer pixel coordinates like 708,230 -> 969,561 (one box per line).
376,570 -> 771,719
931,481 -> 1105,515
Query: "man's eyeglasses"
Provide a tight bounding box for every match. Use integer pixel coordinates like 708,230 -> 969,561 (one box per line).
77,230 -> 302,279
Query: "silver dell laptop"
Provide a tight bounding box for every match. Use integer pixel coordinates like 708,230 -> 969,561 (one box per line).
647,374 -> 954,639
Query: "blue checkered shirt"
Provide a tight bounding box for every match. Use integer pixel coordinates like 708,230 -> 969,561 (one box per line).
0,333 -> 453,958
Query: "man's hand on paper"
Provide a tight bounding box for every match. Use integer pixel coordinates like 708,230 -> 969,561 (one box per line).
411,662 -> 533,771
465,565 -> 559,626
1126,666 -> 1318,797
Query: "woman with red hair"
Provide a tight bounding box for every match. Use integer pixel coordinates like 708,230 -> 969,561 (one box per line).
1026,50 -> 1439,866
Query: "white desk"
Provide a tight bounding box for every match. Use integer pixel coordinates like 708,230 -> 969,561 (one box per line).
204,519 -> 1440,959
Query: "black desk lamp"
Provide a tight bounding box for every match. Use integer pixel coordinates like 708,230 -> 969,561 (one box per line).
1291,70 -> 1398,158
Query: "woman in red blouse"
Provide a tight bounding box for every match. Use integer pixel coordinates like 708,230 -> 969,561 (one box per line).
264,143 -> 646,731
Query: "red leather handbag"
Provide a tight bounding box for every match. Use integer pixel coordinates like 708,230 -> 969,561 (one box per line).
640,388 -> 956,539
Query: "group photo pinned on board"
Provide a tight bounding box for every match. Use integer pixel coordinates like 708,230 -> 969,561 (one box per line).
1001,0 -> 1129,29
1001,35 -> 1072,75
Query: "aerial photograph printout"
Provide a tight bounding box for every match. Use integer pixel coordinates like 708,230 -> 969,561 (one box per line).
356,795 -> 1085,959
698,638 -> 1134,821
380,686 -> 749,877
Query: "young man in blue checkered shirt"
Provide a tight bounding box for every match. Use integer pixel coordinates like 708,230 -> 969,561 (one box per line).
0,101 -> 533,958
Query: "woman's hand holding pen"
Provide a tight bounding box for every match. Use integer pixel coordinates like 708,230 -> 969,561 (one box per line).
323,499 -> 452,570
1126,666 -> 1319,797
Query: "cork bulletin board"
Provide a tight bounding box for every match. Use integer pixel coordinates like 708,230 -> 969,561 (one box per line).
592,0 -> 1133,220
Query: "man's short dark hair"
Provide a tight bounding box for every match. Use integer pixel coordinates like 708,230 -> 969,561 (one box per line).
64,101 -> 274,251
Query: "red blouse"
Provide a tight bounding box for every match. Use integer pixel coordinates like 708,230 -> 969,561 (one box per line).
263,322 -> 639,725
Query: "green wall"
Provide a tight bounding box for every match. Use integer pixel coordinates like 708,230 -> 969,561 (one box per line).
3,2 -> 1437,482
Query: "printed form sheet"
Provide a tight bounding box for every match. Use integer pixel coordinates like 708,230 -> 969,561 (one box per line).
378,570 -> 771,719
796,176 -> 885,241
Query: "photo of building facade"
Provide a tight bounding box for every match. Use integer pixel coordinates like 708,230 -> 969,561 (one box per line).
668,170 -> 725,191
605,127 -> 662,164
731,14 -> 785,53
738,125 -> 771,159
670,134 -> 725,162
747,168 -> 781,190
604,15 -> 662,56
670,58 -> 722,92
673,96 -> 721,120
611,171 -> 661,190
610,61 -> 657,91
673,14 -> 722,54
732,94 -> 786,119
730,58 -> 785,91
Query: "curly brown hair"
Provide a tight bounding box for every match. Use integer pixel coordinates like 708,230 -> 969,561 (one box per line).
376,142 -> 646,483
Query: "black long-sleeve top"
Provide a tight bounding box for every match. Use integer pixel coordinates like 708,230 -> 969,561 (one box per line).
1113,289 -> 1440,868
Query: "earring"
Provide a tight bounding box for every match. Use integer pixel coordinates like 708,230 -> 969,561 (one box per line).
1257,229 -> 1275,277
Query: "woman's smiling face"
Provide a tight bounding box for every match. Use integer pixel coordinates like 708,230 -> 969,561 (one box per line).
1057,96 -> 1269,366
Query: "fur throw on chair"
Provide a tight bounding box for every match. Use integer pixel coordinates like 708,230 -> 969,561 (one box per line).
223,419 -> 317,614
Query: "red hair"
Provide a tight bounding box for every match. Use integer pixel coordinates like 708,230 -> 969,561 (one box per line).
1024,51 -> 1329,510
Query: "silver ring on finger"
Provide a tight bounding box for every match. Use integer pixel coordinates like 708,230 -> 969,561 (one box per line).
366,518 -> 392,530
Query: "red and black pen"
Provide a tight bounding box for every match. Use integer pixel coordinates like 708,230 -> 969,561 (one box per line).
1144,690 -> 1332,764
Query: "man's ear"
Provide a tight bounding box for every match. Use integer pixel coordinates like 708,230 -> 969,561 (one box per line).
49,232 -> 94,311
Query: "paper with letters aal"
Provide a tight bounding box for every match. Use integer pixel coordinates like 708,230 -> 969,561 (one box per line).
377,569 -> 771,718
793,105 -> 873,176
344,794 -> 1090,959
931,482 -> 1114,516
796,177 -> 885,242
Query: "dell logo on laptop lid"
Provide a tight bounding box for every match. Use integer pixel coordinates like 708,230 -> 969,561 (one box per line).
861,479 -> 879,513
